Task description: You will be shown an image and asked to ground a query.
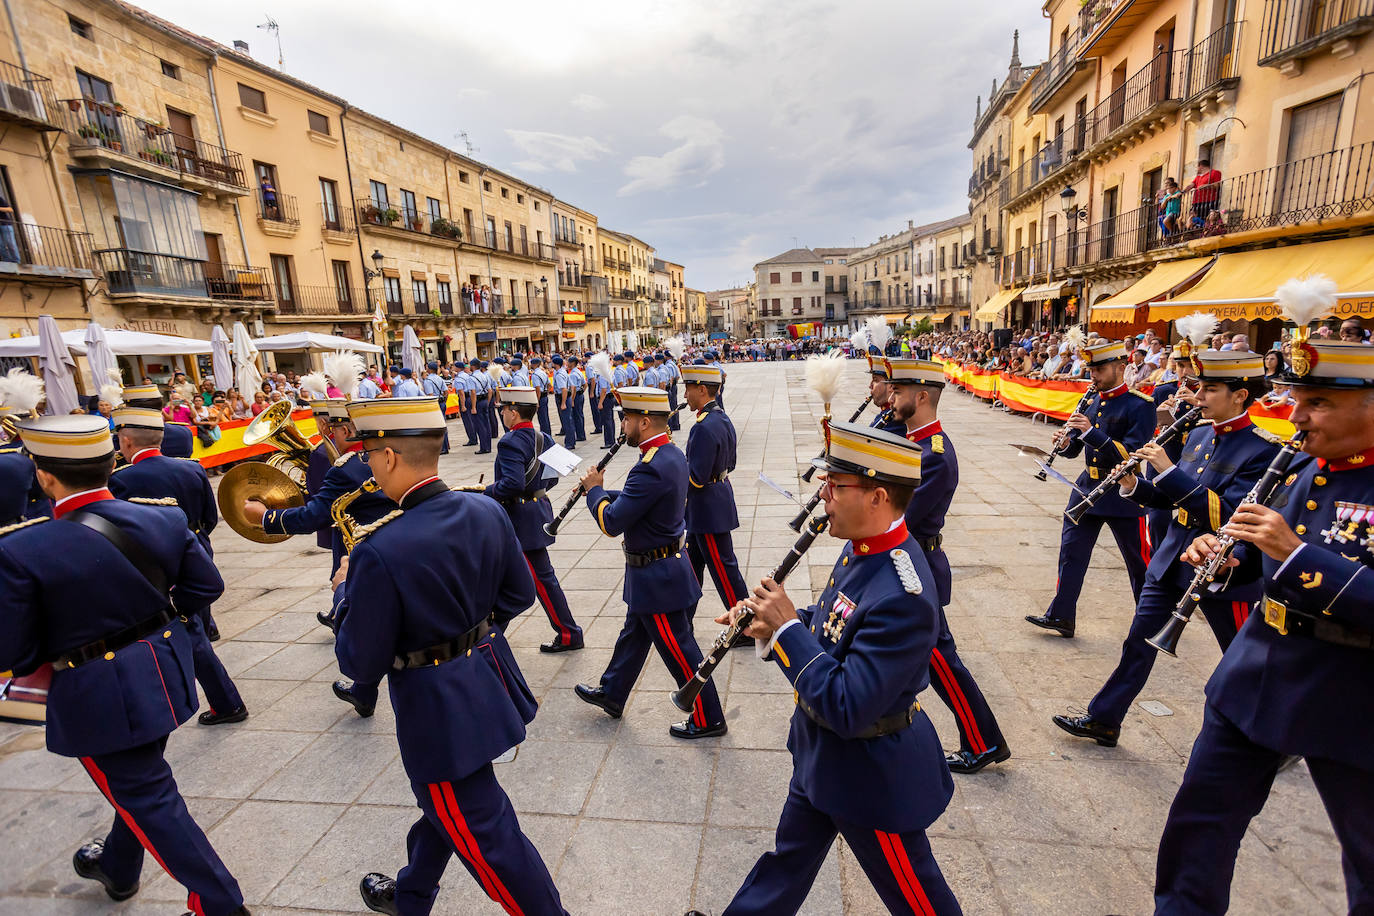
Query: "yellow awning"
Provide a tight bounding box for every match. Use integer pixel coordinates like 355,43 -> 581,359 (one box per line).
1022,281 -> 1071,303
974,287 -> 1024,321
929,311 -> 951,321
1150,237 -> 1374,322
1093,257 -> 1215,323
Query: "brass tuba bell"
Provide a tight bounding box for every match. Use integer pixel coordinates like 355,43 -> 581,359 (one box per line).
218,400 -> 335,544
242,398 -> 337,485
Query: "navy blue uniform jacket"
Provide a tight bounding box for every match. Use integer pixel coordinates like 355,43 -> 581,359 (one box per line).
1208,451 -> 1374,770
109,450 -> 218,556
160,422 -> 194,458
1058,383 -> 1156,517
261,450 -> 395,546
869,406 -> 906,437
0,445 -> 49,522
1127,417 -> 1281,593
586,436 -> 702,614
902,420 -> 957,607
304,441 -> 336,549
0,497 -> 222,757
336,483 -> 539,782
685,400 -> 739,534
483,422 -> 557,551
771,522 -> 953,833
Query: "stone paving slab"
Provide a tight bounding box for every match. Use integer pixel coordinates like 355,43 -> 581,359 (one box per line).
0,360 -> 1347,915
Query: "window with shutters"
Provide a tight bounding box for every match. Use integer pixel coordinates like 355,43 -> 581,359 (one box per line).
238,83 -> 267,113
307,110 -> 330,134
770,272 -> 780,283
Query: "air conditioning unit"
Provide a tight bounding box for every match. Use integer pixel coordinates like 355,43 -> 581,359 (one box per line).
0,82 -> 45,121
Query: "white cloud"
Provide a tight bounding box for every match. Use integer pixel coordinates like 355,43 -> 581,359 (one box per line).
506,129 -> 611,174
570,93 -> 608,112
619,116 -> 726,197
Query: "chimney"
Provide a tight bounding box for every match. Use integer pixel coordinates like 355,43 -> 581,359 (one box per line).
908,220 -> 914,230
233,39 -> 249,54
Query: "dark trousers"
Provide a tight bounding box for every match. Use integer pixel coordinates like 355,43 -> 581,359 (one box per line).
1148,506 -> 1172,555
536,396 -> 552,436
599,400 -> 616,448
668,385 -> 680,431
525,548 -> 582,647
79,738 -> 243,916
395,765 -> 567,916
1045,513 -> 1151,626
590,392 -> 602,433
722,776 -> 961,915
458,405 -> 476,446
928,605 -> 1005,755
1087,577 -> 1246,728
473,398 -> 492,453
558,402 -> 576,449
600,607 -> 724,727
1154,705 -> 1374,915
184,614 -> 243,716
489,400 -> 502,436
687,531 -> 748,618
573,392 -> 587,440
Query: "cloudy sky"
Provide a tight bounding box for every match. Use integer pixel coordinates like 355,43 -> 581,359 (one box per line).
135,0 -> 1046,290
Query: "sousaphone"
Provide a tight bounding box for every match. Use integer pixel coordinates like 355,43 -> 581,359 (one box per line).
217,400 -> 325,543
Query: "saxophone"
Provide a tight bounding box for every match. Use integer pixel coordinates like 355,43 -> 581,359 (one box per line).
331,478 -> 383,554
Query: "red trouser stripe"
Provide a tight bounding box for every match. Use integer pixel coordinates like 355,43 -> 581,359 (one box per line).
138,640 -> 179,725
875,830 -> 935,916
525,554 -> 570,645
930,649 -> 987,755
704,533 -> 739,608
80,757 -> 198,914
430,782 -> 523,916
654,613 -> 706,727
1232,600 -> 1248,632
1137,517 -> 1152,567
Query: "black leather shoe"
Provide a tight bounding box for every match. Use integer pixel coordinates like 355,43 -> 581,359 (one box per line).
946,744 -> 1012,774
73,839 -> 139,901
670,719 -> 728,740
573,683 -> 623,718
539,638 -> 584,653
205,623 -> 221,642
359,872 -> 399,915
1052,713 -> 1120,747
197,705 -> 248,726
1025,614 -> 1075,637
184,909 -> 249,916
316,610 -> 336,631
333,680 -> 375,718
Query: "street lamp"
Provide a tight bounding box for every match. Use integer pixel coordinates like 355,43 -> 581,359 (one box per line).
1060,186 -> 1088,222
362,248 -> 385,280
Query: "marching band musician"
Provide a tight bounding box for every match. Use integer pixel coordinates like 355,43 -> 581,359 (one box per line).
1154,337 -> 1374,914
568,354 -> 588,443
330,398 -> 568,916
1147,346 -> 1202,550
663,349 -> 682,431
530,355 -> 553,436
1026,340 -> 1156,638
0,372 -> 51,521
109,405 -> 248,727
681,362 -> 749,626
1051,351 -> 1281,748
573,385 -> 728,739
866,355 -> 906,436
887,356 -> 1010,774
691,421 -> 961,916
0,415 -> 248,916
486,385 -> 584,652
120,383 -> 194,459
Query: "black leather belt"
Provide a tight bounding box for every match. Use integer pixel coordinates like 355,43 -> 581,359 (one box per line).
624,535 -> 686,568
704,473 -> 730,483
53,609 -> 176,669
1262,598 -> 1374,650
916,534 -> 942,552
797,695 -> 921,739
393,618 -> 494,670
502,489 -> 547,505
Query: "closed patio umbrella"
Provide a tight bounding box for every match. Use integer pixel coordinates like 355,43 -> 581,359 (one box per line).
211,325 -> 234,390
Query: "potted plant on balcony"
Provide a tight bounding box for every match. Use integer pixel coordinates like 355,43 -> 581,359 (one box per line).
409,216 -> 425,233
66,98 -> 81,112
430,307 -> 441,318
381,207 -> 399,226
144,121 -> 164,139
431,217 -> 461,239
111,102 -> 125,117
360,203 -> 382,224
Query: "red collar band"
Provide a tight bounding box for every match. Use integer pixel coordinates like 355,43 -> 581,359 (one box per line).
906,420 -> 942,442
512,421 -> 534,430
54,488 -> 114,519
1212,414 -> 1252,434
1099,383 -> 1129,400
1320,447 -> 1374,472
131,447 -> 161,464
639,432 -> 670,453
851,521 -> 910,556
400,476 -> 441,502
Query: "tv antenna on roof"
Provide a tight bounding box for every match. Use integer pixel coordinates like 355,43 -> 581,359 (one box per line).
257,16 -> 283,68
455,131 -> 479,156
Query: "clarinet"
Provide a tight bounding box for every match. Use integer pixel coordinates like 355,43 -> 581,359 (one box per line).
801,396 -> 872,483
789,484 -> 826,533
1147,431 -> 1308,656
671,513 -> 830,712
543,436 -> 626,537
1064,405 -> 1204,525
1038,385 -> 1097,481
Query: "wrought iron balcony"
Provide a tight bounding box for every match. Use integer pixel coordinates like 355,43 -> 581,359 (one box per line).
257,188 -> 300,231
1084,47 -> 1188,153
321,201 -> 356,236
1186,21 -> 1244,99
0,224 -> 93,280
1259,0 -> 1374,68
0,59 -> 58,131
275,284 -> 369,316
95,249 -> 272,303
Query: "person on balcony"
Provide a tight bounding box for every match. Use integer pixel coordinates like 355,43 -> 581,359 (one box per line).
1189,158 -> 1222,224
0,191 -> 21,263
260,177 -> 279,220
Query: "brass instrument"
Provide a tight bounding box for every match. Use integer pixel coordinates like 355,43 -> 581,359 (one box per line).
332,478 -> 383,553
218,400 -> 333,543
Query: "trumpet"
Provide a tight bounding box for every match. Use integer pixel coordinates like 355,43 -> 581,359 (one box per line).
1147,431 -> 1307,656
800,396 -> 872,483
672,513 -> 830,712
1064,405 -> 1204,525
1038,385 -> 1096,481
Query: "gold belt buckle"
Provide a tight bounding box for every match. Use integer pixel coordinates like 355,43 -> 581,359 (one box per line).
1263,597 -> 1288,635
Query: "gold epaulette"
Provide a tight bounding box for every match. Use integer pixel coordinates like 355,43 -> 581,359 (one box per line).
0,517 -> 47,538
931,434 -> 945,455
1130,389 -> 1154,401
333,451 -> 357,468
1253,426 -> 1284,445
129,496 -> 179,507
351,508 -> 403,544
641,446 -> 658,464
110,461 -> 134,474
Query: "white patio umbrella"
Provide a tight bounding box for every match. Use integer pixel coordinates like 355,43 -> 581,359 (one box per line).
401,325 -> 423,373
210,325 -> 234,391
36,314 -> 78,415
83,321 -> 119,389
232,321 -> 263,396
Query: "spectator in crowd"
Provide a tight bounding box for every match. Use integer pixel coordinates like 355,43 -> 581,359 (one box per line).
1157,177 -> 1182,236
1143,337 -> 1166,367
164,393 -> 196,427
198,378 -> 216,407
226,388 -> 252,420
1229,333 -> 1250,353
260,176 -> 279,220
208,392 -> 235,423
1340,318 -> 1369,344
1189,158 -> 1222,225
1263,349 -> 1286,380
94,395 -> 116,429
250,390 -> 269,416
1124,348 -> 1151,388
1201,209 -> 1227,238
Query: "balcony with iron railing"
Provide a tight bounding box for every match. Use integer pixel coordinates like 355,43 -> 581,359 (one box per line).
256,188 -> 300,236
554,226 -> 580,247
321,201 -> 357,241
95,249 -> 272,304
583,300 -> 610,318
1029,29 -> 1092,113
1084,47 -> 1188,156
1186,21 -> 1244,99
0,224 -> 94,283
1259,0 -> 1374,68
0,59 -> 59,131
455,226 -> 554,261
58,98 -> 248,194
357,199 -> 464,245
274,284 -> 370,317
